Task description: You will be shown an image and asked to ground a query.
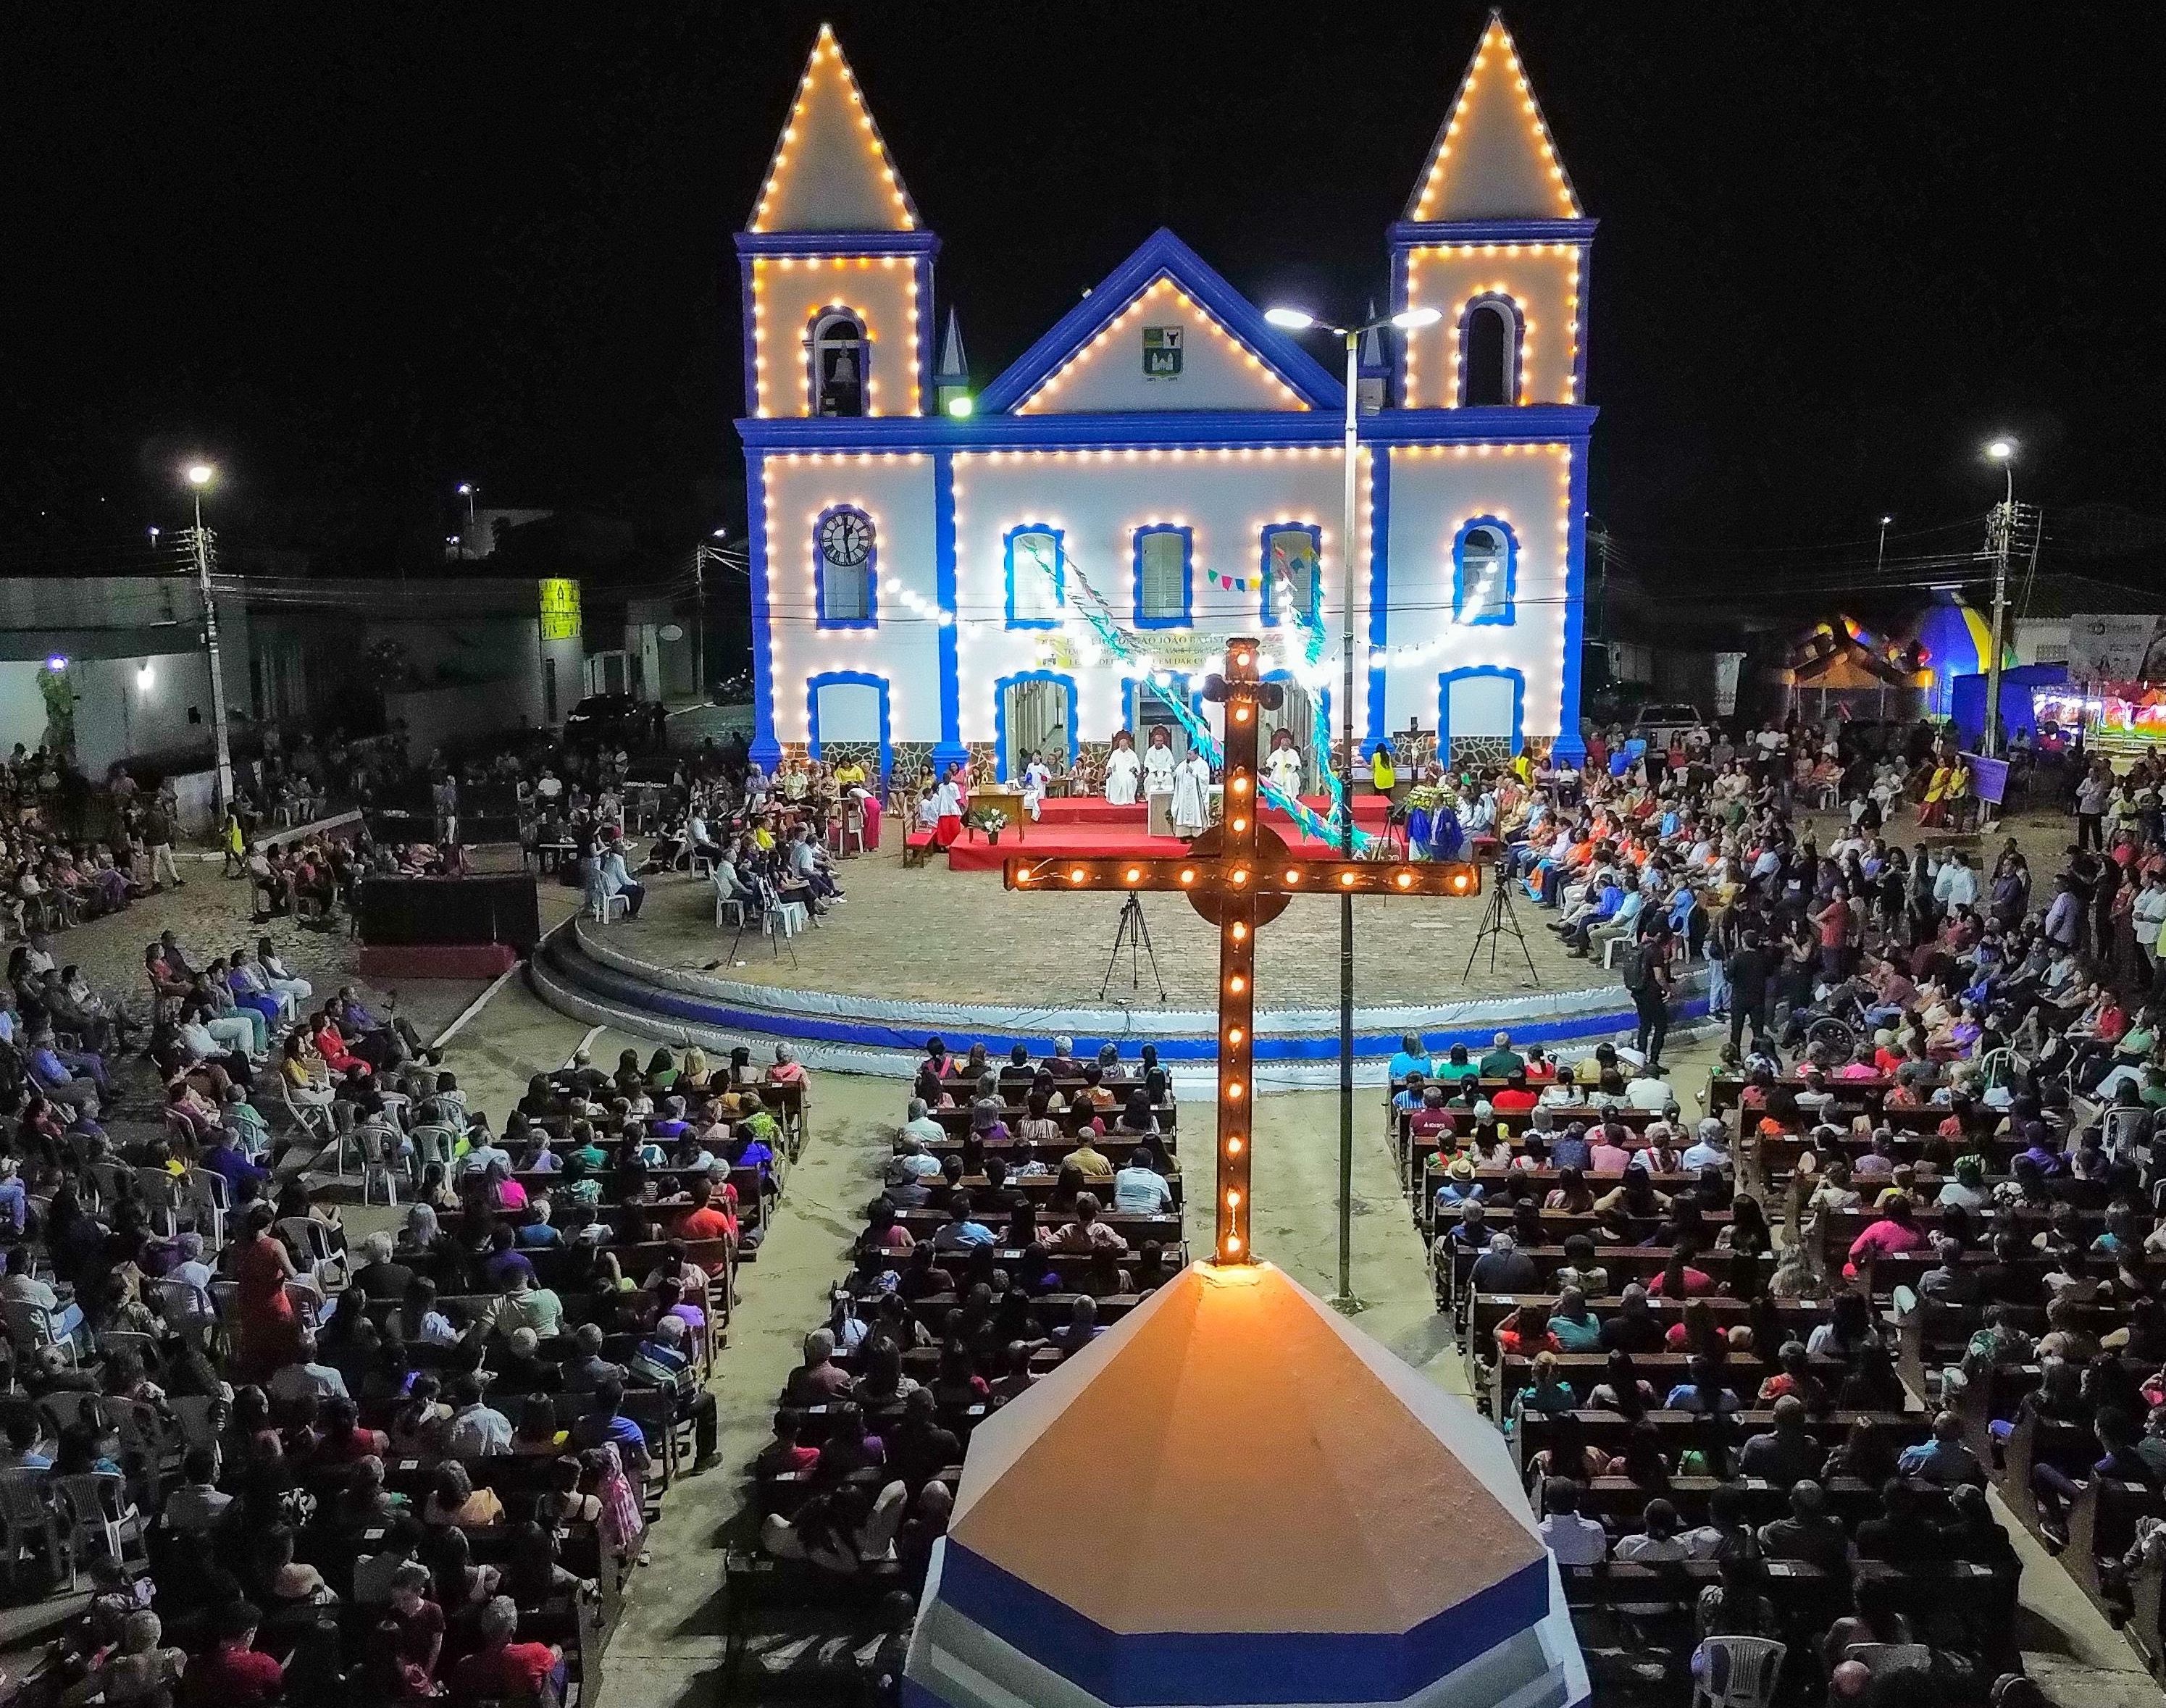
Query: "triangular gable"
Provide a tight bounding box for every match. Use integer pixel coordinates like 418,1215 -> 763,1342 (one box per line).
980,229 -> 1343,416
1405,12 -> 1582,222
747,24 -> 921,234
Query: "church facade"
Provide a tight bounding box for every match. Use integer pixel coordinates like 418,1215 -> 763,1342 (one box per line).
737,15 -> 1597,790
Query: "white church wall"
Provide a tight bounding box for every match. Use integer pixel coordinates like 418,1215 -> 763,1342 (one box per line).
1379,442 -> 1575,750
950,445 -> 1368,755
761,451 -> 940,748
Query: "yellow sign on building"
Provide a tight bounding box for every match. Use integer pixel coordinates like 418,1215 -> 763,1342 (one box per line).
538,578 -> 582,642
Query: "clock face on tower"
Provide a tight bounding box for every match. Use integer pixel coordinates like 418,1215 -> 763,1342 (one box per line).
819,509 -> 874,568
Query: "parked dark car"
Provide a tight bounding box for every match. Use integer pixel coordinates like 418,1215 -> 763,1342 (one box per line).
562,693 -> 641,745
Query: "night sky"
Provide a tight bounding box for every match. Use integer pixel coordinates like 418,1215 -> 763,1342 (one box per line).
5,4 -> 2159,582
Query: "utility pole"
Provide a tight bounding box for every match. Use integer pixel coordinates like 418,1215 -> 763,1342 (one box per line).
1983,440 -> 2017,759
1335,326 -> 1360,1311
186,464 -> 234,811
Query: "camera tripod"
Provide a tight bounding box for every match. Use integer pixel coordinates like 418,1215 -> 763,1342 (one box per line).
1100,892 -> 1167,1002
1464,860 -> 1540,987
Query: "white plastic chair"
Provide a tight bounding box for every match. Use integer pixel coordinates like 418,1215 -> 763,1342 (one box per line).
766,898 -> 809,939
4,1299 -> 78,1365
280,1079 -> 333,1144
0,1469 -> 66,1591
411,1122 -> 455,1176
2104,1103 -> 2150,1160
134,1168 -> 190,1239
590,890 -> 630,923
186,1168 -> 231,1247
58,1471 -> 145,1578
99,1329 -> 159,1372
1690,1636 -> 1785,1708
356,1120 -> 402,1207
279,1218 -> 346,1297
714,871 -> 748,929
146,1276 -> 217,1344
170,1394 -> 228,1453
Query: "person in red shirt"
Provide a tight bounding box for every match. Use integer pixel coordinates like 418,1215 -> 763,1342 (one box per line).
1490,1072 -> 1539,1116
185,1601 -> 285,1708
1522,1046 -> 1559,1085
674,1178 -> 739,1252
451,1597 -> 564,1703
1408,1085 -> 1456,1144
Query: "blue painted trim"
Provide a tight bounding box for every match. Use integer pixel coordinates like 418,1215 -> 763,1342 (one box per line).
812,503 -> 878,629
977,228 -> 1345,414
1389,218 -> 1600,247
735,403 -> 1598,451
806,671 -> 892,784
1366,445 -> 1392,749
1131,524 -> 1193,629
737,256 -> 761,416
1452,516 -> 1519,626
1456,292 -> 1526,408
1002,524 -> 1065,628
551,940 -> 1713,1061
990,671 -> 1079,780
745,453 -> 781,769
1257,522 -> 1322,629
1438,665 -> 1527,757
931,452 -> 963,770
1571,240 -> 1593,398
936,1539 -> 1552,1705
735,230 -> 940,258
916,255 -> 935,413
1557,441 -> 1592,764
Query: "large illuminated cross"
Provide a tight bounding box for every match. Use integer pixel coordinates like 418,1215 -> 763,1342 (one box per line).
1006,635 -> 1482,1265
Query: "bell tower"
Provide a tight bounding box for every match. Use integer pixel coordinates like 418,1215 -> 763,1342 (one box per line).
1389,11 -> 1593,412
737,24 -> 938,420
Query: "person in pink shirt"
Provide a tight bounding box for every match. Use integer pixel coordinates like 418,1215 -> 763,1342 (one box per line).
1843,1194 -> 1924,1279
1588,1127 -> 1632,1173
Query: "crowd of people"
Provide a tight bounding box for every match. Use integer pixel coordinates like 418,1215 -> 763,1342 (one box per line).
1373,710 -> 2166,1700
749,1036 -> 1183,1644
0,890 -> 812,1704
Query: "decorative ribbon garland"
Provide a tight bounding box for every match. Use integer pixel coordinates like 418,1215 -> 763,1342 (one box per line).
1038,545 -> 1377,855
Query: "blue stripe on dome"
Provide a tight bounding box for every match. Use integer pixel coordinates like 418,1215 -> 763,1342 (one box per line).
548,945 -> 1705,1064
935,1541 -> 1552,1706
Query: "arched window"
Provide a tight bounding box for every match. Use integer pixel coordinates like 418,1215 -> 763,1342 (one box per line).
810,309 -> 867,417
1458,297 -> 1519,407
814,506 -> 877,628
1453,520 -> 1515,624
1005,526 -> 1064,627
1260,523 -> 1322,627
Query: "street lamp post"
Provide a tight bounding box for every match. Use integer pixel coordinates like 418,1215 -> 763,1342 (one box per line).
695,527 -> 728,706
1876,515 -> 1893,577
1983,440 -> 2016,760
185,462 -> 234,811
456,483 -> 478,560
1265,301 -> 1440,1310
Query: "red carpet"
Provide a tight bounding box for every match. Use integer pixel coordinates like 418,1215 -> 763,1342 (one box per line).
1032,794 -> 1389,829
942,819 -> 1377,873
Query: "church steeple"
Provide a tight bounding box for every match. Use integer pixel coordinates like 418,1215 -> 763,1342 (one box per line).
1403,11 -> 1581,224
737,26 -> 937,419
747,22 -> 921,234
1389,11 -> 1593,410
934,308 -> 970,414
